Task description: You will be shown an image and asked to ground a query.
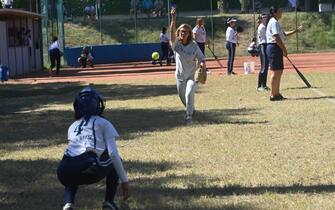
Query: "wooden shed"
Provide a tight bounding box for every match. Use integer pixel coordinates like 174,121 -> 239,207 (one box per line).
0,9 -> 43,76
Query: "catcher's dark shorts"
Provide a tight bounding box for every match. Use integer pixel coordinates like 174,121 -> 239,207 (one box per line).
57,151 -> 118,187
267,43 -> 284,71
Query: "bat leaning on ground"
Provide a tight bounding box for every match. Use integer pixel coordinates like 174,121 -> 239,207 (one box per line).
207,45 -> 225,70
286,57 -> 312,88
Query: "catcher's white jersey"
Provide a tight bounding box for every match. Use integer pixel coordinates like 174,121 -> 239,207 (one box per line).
65,115 -> 128,182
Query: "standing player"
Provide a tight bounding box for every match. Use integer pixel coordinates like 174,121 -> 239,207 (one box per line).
257,14 -> 270,91
159,27 -> 171,66
192,18 -> 207,56
48,36 -> 62,76
225,17 -> 238,75
170,8 -> 206,125
266,6 -> 302,101
57,87 -> 130,210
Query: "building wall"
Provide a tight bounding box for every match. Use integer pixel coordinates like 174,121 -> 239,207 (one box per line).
0,15 -> 43,77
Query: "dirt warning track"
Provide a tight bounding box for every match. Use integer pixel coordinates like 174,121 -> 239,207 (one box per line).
9,52 -> 335,84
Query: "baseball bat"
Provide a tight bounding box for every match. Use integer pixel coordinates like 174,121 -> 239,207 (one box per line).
286,57 -> 312,88
207,45 -> 225,70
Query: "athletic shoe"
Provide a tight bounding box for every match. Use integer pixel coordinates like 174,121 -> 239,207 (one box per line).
257,87 -> 265,91
185,116 -> 193,125
63,203 -> 74,210
269,94 -> 286,101
263,86 -> 271,91
102,201 -> 119,210
278,94 -> 287,100
231,71 -> 237,75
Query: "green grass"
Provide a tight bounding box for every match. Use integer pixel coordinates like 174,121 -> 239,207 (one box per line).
64,12 -> 335,57
1,72 -> 335,210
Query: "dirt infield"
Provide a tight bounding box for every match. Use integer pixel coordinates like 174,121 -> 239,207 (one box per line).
9,52 -> 335,84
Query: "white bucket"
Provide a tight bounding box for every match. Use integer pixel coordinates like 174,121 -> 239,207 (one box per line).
243,61 -> 255,74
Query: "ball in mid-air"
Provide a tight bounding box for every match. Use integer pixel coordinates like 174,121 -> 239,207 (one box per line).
152,52 -> 160,61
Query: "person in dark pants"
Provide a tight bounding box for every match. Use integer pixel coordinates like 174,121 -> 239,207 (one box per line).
159,27 -> 171,66
57,87 -> 130,210
266,6 -> 303,101
48,36 -> 62,76
192,18 -> 207,56
257,14 -> 270,91
225,17 -> 238,75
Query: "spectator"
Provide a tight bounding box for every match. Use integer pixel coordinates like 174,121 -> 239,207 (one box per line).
153,0 -> 164,17
78,46 -> 94,68
2,0 -> 13,8
84,4 -> 95,21
142,0 -> 153,18
247,37 -> 259,57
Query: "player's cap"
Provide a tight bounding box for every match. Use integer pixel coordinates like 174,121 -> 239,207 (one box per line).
227,17 -> 237,24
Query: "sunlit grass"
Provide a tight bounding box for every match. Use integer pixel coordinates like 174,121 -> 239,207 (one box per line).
1,72 -> 335,209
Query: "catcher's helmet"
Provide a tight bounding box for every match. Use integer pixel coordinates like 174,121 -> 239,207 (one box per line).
73,86 -> 105,119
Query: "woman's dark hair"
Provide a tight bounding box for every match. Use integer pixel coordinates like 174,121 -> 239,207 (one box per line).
252,37 -> 256,42
269,6 -> 280,17
162,27 -> 167,33
258,13 -> 270,27
52,36 -> 58,42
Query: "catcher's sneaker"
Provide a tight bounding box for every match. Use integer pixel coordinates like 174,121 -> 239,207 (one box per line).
257,87 -> 265,91
185,116 -> 193,125
102,201 -> 119,210
63,203 -> 74,210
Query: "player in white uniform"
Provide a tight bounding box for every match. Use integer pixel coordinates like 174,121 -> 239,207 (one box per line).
159,27 -> 171,66
192,18 -> 207,56
170,8 -> 206,125
48,36 -> 62,76
266,6 -> 303,101
257,13 -> 270,91
225,17 -> 238,75
57,87 -> 129,210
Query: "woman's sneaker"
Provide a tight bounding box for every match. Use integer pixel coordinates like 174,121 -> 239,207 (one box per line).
185,115 -> 193,125
63,203 -> 74,210
102,201 -> 119,210
270,94 -> 286,101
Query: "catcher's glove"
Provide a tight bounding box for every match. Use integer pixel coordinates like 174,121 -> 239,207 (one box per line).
195,67 -> 207,84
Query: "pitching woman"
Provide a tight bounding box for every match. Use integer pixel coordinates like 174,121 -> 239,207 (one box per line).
57,87 -> 129,210
170,8 -> 206,125
266,6 -> 302,101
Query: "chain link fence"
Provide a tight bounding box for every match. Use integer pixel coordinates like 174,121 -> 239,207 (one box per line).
33,0 -> 335,62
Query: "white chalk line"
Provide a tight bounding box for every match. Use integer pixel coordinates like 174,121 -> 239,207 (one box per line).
295,74 -> 335,105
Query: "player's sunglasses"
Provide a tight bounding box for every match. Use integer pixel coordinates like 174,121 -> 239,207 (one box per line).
180,30 -> 189,35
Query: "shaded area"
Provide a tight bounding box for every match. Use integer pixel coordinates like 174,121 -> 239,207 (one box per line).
102,108 -> 268,140
1,82 -> 266,144
1,158 -> 334,210
0,82 -> 177,114
0,107 -> 266,144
